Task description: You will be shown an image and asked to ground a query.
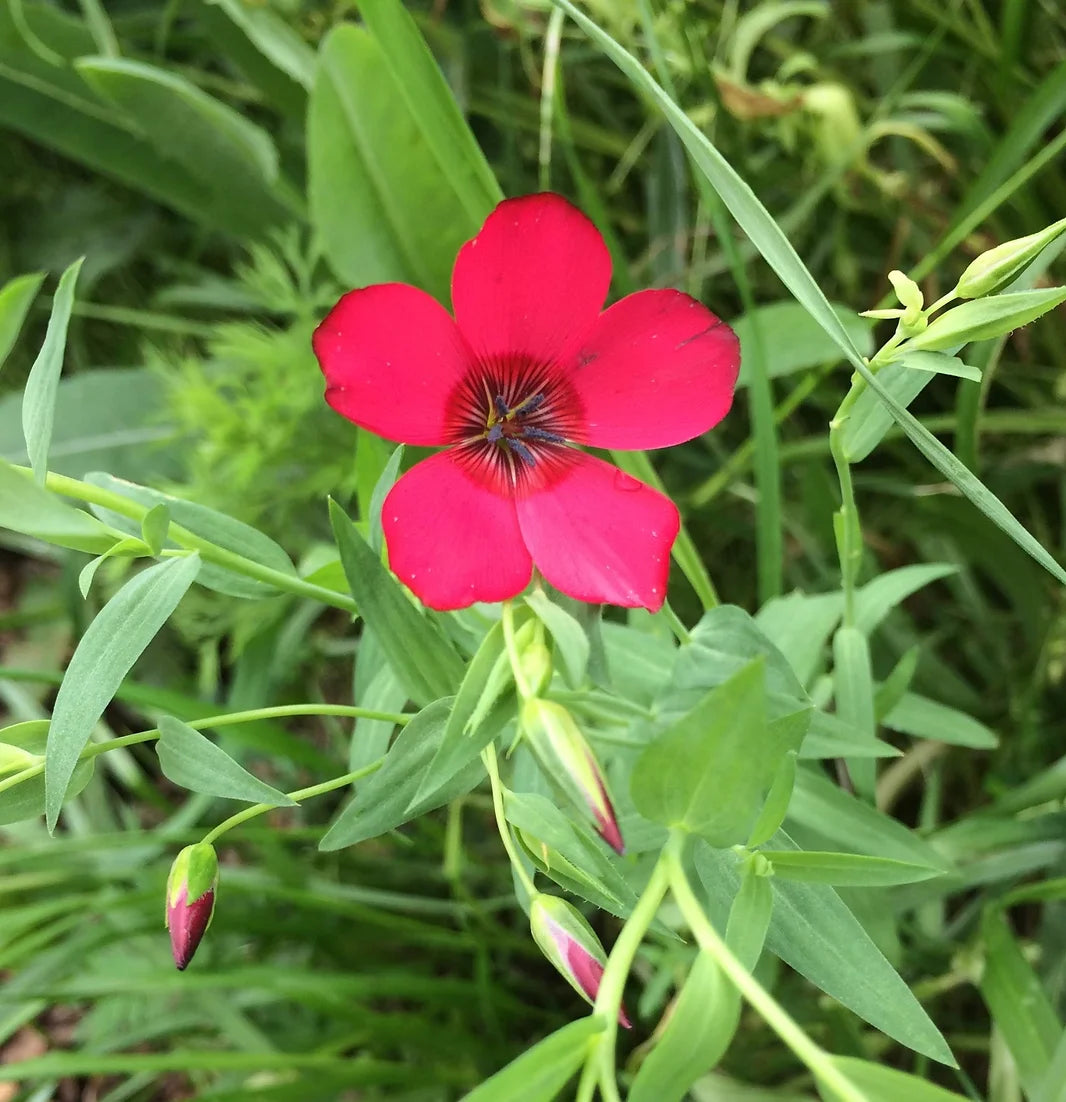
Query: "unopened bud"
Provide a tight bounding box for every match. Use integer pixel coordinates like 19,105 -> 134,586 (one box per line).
0,743 -> 43,776
166,843 -> 219,970
519,640 -> 553,698
530,894 -> 630,1028
521,698 -> 624,854
956,216 -> 1066,299
887,270 -> 925,330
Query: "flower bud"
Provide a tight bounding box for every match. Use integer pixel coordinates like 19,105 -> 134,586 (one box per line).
530,894 -> 630,1028
519,639 -> 553,699
0,743 -> 43,776
887,270 -> 925,331
166,843 -> 219,970
521,698 -> 623,854
955,216 -> 1066,299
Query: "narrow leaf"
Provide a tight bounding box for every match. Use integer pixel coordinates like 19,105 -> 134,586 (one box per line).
852,357 -> 1066,588
156,716 -> 295,805
762,850 -> 942,886
44,553 -> 201,829
896,350 -> 981,382
0,271 -> 45,372
0,460 -> 116,553
461,1017 -> 604,1102
328,498 -> 463,706
22,258 -> 84,483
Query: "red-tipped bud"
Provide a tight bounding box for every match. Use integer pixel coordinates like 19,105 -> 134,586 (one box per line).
530,894 -> 630,1028
521,698 -> 624,854
165,843 -> 218,970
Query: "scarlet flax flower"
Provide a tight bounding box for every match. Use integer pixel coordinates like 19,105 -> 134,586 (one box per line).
314,194 -> 739,611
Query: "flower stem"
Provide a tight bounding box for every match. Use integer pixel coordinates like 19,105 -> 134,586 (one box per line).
17,465 -> 358,614
201,760 -> 384,845
0,703 -> 411,796
828,375 -> 866,626
501,600 -> 532,700
481,741 -> 536,898
580,848 -> 672,1102
665,832 -> 865,1102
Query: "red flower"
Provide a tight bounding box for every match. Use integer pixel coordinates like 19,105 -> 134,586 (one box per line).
313,194 -> 739,612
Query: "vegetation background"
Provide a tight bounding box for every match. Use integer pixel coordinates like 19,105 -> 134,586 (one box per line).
1,0 -> 1066,1099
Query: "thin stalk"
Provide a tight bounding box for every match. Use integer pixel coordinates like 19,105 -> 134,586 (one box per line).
501,600 -> 532,700
202,760 -> 384,844
666,832 -> 865,1102
579,850 -> 671,1102
0,704 -> 411,796
15,466 -> 357,614
481,742 -> 536,898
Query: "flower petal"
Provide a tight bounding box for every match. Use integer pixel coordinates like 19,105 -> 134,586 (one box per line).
452,194 -> 611,366
568,289 -> 740,449
516,452 -> 678,610
383,451 -> 533,610
313,284 -> 473,446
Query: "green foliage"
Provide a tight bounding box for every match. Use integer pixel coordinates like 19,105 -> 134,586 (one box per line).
1,0 -> 1066,1097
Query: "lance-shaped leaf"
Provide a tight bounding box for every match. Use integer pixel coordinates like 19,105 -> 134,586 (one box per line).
45,553 -> 201,829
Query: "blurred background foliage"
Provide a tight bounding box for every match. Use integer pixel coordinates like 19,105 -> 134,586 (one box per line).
2,0 -> 1066,1099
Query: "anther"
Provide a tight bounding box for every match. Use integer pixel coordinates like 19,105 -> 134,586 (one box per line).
493,394 -> 511,420
523,426 -> 565,444
506,438 -> 537,467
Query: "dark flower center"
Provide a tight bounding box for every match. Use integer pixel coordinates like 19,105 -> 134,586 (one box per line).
445,358 -> 583,493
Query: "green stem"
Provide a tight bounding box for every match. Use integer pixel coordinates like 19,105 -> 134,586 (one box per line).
828,376 -> 866,626
17,466 -> 357,614
665,832 -> 865,1102
481,741 -> 537,898
202,759 -> 384,844
582,849 -> 672,1102
0,704 -> 411,795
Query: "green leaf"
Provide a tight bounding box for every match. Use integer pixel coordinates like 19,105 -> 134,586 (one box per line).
657,605 -> 812,747
44,553 -> 201,830
356,0 -> 501,220
0,367 -> 177,482
75,57 -> 295,237
978,908 -> 1062,1094
0,721 -> 93,827
367,444 -> 404,555
77,536 -> 149,598
800,711 -> 902,760
412,617 -> 511,805
853,563 -> 957,636
0,271 -> 44,372
789,768 -> 953,872
634,660 -> 800,846
140,503 -> 170,557
156,716 -> 295,806
882,692 -> 998,749
525,590 -> 589,688
505,790 -> 640,919
319,698 -> 490,851
203,0 -> 316,90
747,751 -> 797,846
762,850 -> 942,886
905,288 -> 1066,352
733,301 -> 873,386
550,0 -> 864,370
461,1017 -> 604,1102
308,24 -> 484,301
328,498 -> 463,706
695,838 -> 954,1064
851,356 -> 1066,588
726,860 -> 774,970
833,627 -> 877,798
21,257 -> 83,484
895,350 -> 981,382
85,472 -> 296,599
755,590 -> 842,689
873,646 -> 920,720
0,459 -> 116,553
842,359 -> 932,463
825,1058 -> 969,1100
628,953 -> 736,1102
